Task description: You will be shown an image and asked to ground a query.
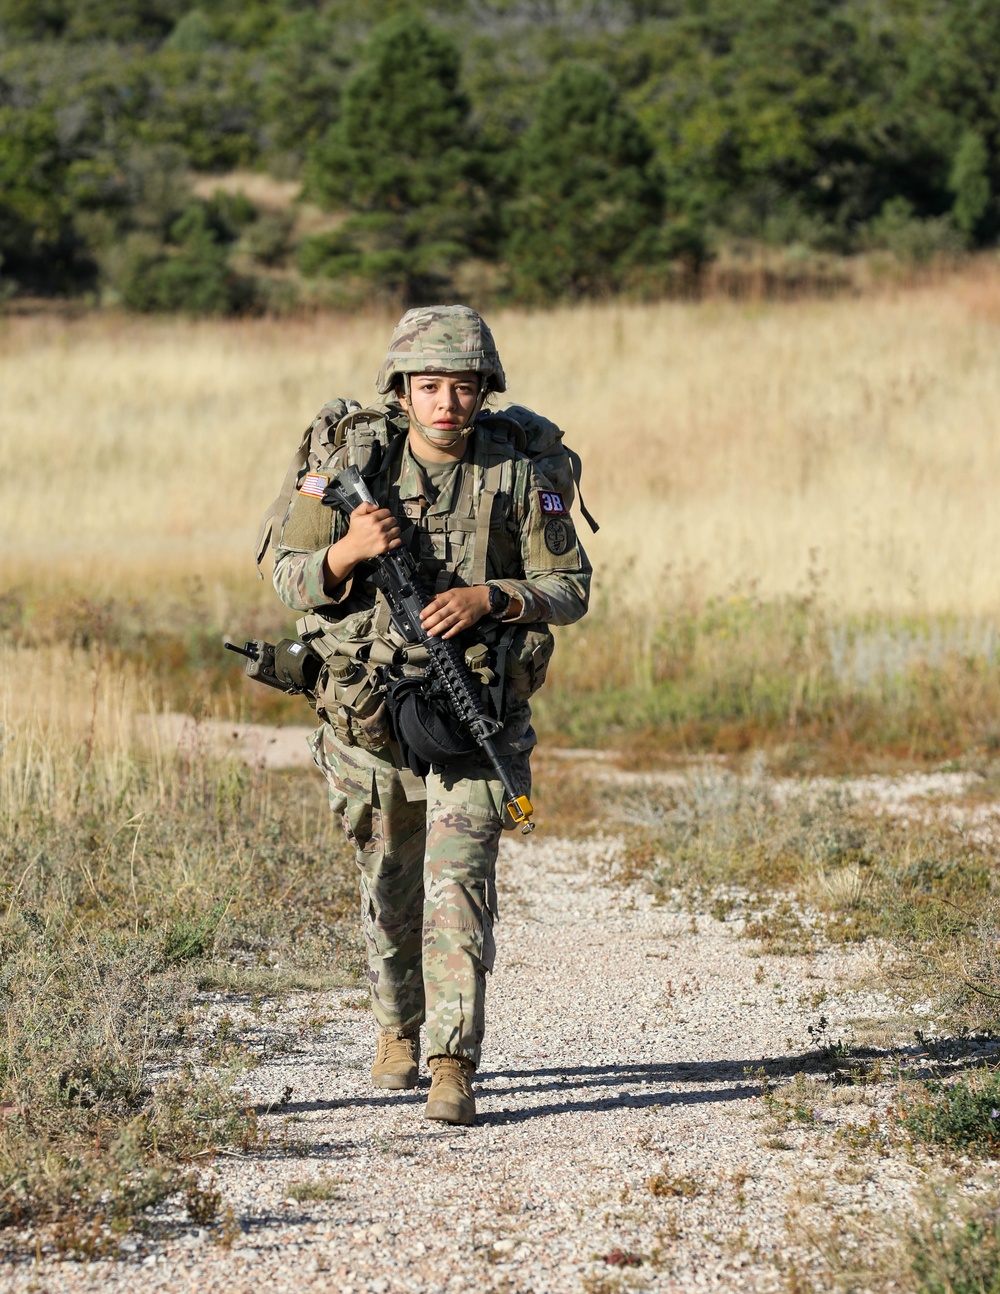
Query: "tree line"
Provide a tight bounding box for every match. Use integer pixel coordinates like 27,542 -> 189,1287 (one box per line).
1,0 -> 997,312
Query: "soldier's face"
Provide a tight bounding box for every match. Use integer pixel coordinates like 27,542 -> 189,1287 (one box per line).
407,372 -> 480,436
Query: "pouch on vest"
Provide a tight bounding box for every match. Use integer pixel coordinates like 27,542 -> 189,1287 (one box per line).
504,625 -> 555,705
385,675 -> 478,779
302,616 -> 393,752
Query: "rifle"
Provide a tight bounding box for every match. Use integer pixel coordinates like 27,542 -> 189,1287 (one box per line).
323,465 -> 535,834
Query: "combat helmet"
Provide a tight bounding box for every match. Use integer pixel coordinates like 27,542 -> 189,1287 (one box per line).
375,305 -> 506,395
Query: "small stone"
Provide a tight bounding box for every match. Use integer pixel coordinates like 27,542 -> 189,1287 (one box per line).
492,1239 -> 516,1255
368,1223 -> 387,1241
232,1247 -> 259,1262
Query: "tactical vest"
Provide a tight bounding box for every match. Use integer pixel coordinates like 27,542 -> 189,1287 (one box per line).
255,396 -> 597,573
275,405 -> 556,752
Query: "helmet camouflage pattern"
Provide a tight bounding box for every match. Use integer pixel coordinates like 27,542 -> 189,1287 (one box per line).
375,305 -> 506,394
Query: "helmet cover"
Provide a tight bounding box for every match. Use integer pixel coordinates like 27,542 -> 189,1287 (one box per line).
375,304 -> 506,394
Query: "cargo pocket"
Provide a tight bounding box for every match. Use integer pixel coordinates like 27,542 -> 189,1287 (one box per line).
505,625 -> 555,704
311,725 -> 378,853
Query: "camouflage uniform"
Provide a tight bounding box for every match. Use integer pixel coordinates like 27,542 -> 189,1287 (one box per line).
271,307 -> 591,1068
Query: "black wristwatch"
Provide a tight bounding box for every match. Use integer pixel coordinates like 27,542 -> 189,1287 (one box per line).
487,583 -> 512,620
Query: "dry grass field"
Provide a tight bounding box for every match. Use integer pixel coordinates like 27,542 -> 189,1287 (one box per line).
7,276 -> 1000,1280
3,265 -> 1000,613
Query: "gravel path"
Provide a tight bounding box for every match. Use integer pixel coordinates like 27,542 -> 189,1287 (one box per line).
6,827 -> 924,1294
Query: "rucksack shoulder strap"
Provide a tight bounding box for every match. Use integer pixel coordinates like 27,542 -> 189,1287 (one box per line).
467,424 -> 516,586
565,446 -> 600,533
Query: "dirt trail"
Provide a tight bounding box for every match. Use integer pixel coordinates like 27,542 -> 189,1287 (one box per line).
8,782 -> 931,1294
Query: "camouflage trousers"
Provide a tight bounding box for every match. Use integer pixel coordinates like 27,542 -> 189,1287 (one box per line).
311,723 -> 530,1069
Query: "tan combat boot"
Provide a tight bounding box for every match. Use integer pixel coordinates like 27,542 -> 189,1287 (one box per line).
370,1027 -> 420,1090
425,1055 -> 476,1125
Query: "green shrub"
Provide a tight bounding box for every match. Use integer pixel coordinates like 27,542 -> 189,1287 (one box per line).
949,129 -> 992,241
909,1202 -> 1000,1294
120,205 -> 255,314
903,1071 -> 1000,1156
865,197 -> 966,264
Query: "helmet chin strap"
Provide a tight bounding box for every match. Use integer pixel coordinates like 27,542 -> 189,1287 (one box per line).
402,373 -> 486,449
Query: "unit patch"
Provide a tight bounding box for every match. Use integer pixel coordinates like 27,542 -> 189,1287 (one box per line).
543,517 -> 571,556
298,472 -> 330,499
537,490 -> 567,516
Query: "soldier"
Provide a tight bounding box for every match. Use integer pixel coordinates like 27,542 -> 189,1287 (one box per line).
271,305 -> 591,1125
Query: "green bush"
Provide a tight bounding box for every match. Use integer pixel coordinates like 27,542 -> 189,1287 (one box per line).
903,1071 -> 1000,1156
910,1204 -> 1000,1294
949,129 -> 992,241
120,204 -> 255,315
865,197 -> 966,265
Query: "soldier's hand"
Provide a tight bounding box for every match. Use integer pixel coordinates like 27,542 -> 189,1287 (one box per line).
421,586 -> 491,639
343,502 -> 402,561
323,503 -> 401,592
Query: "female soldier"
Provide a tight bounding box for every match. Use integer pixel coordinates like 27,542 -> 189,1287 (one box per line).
271,306 -> 591,1125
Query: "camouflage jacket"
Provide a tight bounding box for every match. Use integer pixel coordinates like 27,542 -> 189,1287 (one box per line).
271,411 -> 591,755
273,416 -> 591,632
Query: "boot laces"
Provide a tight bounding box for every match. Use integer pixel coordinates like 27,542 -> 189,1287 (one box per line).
377,1030 -> 415,1065
431,1056 -> 473,1096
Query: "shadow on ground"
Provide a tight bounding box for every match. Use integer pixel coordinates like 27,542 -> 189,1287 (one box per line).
254,1036 -> 1000,1131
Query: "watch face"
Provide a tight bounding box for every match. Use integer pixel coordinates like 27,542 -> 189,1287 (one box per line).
489,585 -> 509,616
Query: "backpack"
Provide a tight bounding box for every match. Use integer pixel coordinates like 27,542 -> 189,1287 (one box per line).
254,398 -> 598,571
478,404 -> 599,534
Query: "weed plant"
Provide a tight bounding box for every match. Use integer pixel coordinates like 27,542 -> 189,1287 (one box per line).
907,1197 -> 1000,1294
787,1184 -> 1000,1294
903,1070 -> 1000,1157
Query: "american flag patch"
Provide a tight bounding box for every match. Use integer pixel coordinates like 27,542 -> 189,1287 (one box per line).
298,473 -> 329,498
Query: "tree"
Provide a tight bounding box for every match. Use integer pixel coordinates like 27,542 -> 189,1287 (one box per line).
0,0 -> 189,41
506,63 -> 665,300
259,12 -> 348,166
949,129 -> 992,242
301,13 -> 493,304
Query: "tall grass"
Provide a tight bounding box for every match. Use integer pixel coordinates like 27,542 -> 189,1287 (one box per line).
6,272 -> 1000,755
0,643 -> 358,1247
4,266 -> 1000,613
536,590 -> 1000,762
